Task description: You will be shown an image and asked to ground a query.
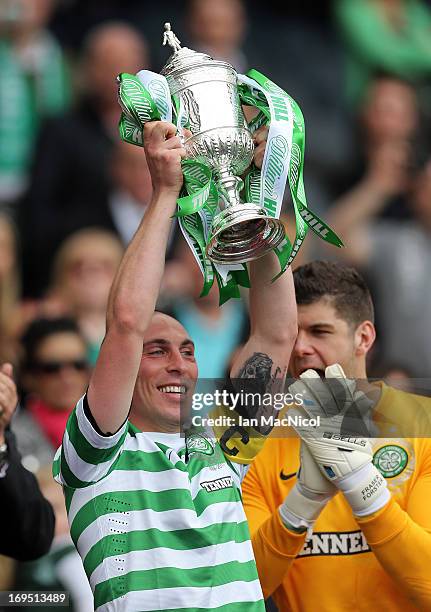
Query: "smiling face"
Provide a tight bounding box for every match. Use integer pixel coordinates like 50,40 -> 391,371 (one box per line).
130,313 -> 198,432
289,298 -> 375,379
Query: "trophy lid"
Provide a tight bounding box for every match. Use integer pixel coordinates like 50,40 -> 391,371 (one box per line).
160,22 -> 234,78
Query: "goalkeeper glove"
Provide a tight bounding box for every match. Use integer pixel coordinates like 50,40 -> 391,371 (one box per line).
279,441 -> 337,534
289,365 -> 390,517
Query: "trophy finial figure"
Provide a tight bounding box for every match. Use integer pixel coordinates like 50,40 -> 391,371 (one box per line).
163,23 -> 182,52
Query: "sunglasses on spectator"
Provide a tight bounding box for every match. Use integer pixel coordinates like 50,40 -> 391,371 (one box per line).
30,359 -> 89,374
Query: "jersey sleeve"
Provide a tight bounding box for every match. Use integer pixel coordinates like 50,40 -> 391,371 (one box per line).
242,452 -> 306,598
53,394 -> 128,488
356,441 -> 431,609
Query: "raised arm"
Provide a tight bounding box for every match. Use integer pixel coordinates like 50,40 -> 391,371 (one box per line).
230,254 -> 297,386
213,128 -> 297,462
87,122 -> 185,433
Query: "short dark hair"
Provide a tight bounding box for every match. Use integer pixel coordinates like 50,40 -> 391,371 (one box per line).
21,317 -> 85,370
293,261 -> 374,327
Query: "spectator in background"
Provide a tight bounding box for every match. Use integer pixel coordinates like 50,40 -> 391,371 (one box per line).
108,141 -> 156,246
328,155 -> 431,377
12,317 -> 90,471
49,229 -> 123,363
0,362 -> 55,560
160,239 -> 248,378
0,0 -> 70,209
361,76 -> 419,151
186,0 -> 248,72
14,465 -> 94,612
19,21 -> 149,297
334,0 -> 431,104
2,228 -> 123,365
334,75 -> 420,222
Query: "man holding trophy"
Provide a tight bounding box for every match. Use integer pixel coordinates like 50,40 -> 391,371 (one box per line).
52,24 -> 307,611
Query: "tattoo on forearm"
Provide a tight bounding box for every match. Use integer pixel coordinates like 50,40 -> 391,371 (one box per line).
237,352 -> 280,389
228,352 -> 287,434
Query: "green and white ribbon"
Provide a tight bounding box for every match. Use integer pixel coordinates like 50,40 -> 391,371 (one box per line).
239,70 -> 343,277
136,70 -> 172,123
117,69 -> 343,303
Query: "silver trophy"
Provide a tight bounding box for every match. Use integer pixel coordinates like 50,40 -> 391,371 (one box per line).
161,23 -> 286,264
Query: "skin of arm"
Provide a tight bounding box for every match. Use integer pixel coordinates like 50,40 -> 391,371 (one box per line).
211,126 -> 298,460
230,255 -> 296,388
87,122 -> 186,434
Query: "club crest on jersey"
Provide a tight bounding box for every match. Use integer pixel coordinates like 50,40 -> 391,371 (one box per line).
373,444 -> 408,478
186,433 -> 214,456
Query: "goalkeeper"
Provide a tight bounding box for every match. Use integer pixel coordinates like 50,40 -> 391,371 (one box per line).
242,261 -> 431,611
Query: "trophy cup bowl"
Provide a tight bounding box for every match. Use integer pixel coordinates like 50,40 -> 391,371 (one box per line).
161,24 -> 286,264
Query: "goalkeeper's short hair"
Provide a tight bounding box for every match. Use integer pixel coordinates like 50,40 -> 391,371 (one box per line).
293,261 -> 374,328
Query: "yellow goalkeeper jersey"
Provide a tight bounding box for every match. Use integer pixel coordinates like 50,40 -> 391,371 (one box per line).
242,384 -> 431,611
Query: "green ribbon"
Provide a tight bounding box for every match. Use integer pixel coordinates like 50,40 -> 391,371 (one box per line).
117,69 -> 343,303
118,73 -> 161,145
240,70 -> 343,279
175,161 -> 216,217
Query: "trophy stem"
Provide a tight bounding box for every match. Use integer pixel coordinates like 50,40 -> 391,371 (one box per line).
215,168 -> 243,210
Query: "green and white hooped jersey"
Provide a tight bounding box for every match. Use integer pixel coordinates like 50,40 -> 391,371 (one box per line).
53,396 -> 264,612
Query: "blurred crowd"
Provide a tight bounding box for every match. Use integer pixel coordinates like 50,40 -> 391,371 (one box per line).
1,0 -> 431,608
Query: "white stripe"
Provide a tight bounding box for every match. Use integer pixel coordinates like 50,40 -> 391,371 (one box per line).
53,447 -> 63,484
76,396 -> 128,449
89,539 -> 255,587
68,464 -> 187,525
129,431 -> 186,454
67,435 -> 240,523
63,429 -> 123,484
95,580 -> 263,611
77,500 -> 243,560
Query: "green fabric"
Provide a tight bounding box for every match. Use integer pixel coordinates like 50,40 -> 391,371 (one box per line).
335,0 -> 431,103
0,35 -> 70,194
94,561 -> 259,609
